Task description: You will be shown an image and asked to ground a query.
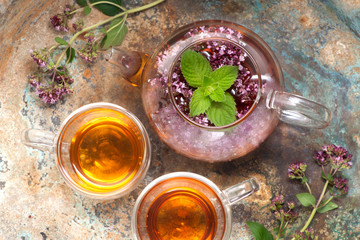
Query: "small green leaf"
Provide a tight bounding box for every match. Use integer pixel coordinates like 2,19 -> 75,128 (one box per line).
210,65 -> 238,91
55,37 -> 68,46
301,176 -> 308,184
101,17 -> 128,50
204,85 -> 215,96
206,92 -> 236,126
99,27 -> 107,34
317,201 -> 338,213
190,87 -> 212,117
209,86 -> 225,102
327,173 -> 334,182
76,0 -> 87,6
84,6 -> 92,15
180,50 -> 212,88
296,193 -> 316,207
321,171 -> 326,180
246,221 -> 274,240
66,47 -> 76,63
89,0 -> 122,16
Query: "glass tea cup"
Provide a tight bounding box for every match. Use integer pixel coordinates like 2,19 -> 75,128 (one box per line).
131,172 -> 260,240
106,20 -> 331,162
22,102 -> 151,199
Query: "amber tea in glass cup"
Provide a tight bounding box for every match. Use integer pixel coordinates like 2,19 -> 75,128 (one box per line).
22,102 -> 151,199
131,172 -> 260,240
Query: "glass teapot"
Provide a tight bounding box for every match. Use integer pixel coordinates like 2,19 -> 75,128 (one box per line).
106,20 -> 331,162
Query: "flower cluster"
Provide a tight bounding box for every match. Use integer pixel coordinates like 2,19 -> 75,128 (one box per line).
29,48 -> 74,104
313,144 -> 352,197
30,50 -> 49,68
248,144 -> 353,239
288,162 -> 307,180
28,68 -> 73,104
329,176 -> 349,196
73,19 -> 84,32
294,228 -> 318,240
78,32 -> 99,63
270,195 -> 298,223
313,144 -> 352,170
50,4 -> 75,32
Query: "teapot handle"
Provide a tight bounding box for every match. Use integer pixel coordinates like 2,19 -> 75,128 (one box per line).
266,90 -> 331,129
105,47 -> 149,87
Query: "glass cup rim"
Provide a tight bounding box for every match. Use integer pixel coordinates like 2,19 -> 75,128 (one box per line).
56,102 -> 151,199
166,21 -> 263,130
131,172 -> 233,240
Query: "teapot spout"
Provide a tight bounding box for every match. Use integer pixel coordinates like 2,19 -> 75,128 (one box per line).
105,47 -> 149,87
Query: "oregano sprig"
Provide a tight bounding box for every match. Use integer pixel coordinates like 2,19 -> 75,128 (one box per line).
29,0 -> 165,104
180,49 -> 239,126
246,144 -> 353,240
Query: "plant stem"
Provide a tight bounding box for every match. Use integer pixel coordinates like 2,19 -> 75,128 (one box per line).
316,180 -> 329,208
55,0 -> 165,67
126,0 -> 165,14
48,44 -> 60,53
90,1 -> 127,11
71,1 -> 127,14
300,207 -> 317,232
300,180 -> 329,232
318,196 -> 334,208
305,182 -> 312,194
106,13 -> 127,33
276,218 -> 284,240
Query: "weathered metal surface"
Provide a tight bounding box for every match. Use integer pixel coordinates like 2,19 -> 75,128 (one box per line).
0,0 -> 359,239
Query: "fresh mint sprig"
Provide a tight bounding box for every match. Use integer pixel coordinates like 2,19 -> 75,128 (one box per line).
180,49 -> 238,126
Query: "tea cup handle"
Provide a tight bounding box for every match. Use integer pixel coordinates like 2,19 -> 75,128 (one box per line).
223,178 -> 260,206
21,129 -> 56,152
266,90 -> 331,129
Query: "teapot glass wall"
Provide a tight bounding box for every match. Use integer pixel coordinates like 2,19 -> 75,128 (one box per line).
107,20 -> 331,162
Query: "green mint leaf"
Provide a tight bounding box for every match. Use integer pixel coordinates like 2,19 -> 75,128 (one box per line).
209,86 -> 225,102
76,0 -> 87,7
190,87 -> 212,117
206,92 -> 236,126
180,49 -> 212,88
317,201 -> 338,213
203,75 -> 213,87
246,221 -> 274,240
89,0 -> 122,16
296,193 -> 316,207
66,47 -> 76,63
210,65 -> 238,91
327,173 -> 334,182
55,37 -> 68,46
84,6 -> 92,15
101,17 -> 128,50
301,176 -> 308,184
